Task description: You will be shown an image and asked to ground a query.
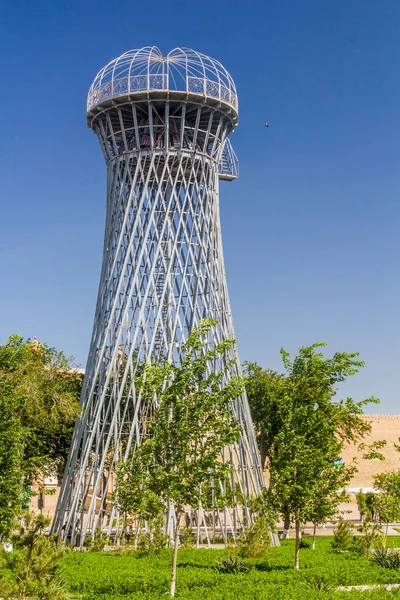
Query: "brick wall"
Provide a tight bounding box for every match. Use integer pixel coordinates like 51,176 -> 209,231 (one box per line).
341,415 -> 400,489
31,415 -> 400,523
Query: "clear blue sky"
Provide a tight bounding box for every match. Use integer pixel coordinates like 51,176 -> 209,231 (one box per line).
0,0 -> 399,413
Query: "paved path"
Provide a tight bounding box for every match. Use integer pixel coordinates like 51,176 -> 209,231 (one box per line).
337,584 -> 400,592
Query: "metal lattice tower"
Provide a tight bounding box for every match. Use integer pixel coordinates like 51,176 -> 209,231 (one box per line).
52,47 -> 264,546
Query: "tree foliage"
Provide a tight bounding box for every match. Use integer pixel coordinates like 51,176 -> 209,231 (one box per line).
331,517 -> 353,550
0,335 -> 80,538
374,470 -> 400,526
242,363 -> 284,470
115,319 -> 242,596
246,342 -> 380,568
352,520 -> 385,556
356,490 -> 379,522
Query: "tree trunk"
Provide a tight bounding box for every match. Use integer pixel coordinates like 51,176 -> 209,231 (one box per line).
312,522 -> 317,550
282,508 -> 290,539
170,518 -> 180,597
261,431 -> 267,471
134,519 -> 141,550
294,520 -> 300,569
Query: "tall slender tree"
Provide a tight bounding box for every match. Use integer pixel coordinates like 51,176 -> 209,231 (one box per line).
116,319 -> 242,597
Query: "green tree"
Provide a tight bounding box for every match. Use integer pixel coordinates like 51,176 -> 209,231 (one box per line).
365,491 -> 378,521
243,364 -> 293,536
353,520 -> 384,555
0,335 -> 80,538
243,363 -> 284,470
306,467 -> 351,550
116,319 -> 242,597
356,490 -> 368,522
331,516 -> 353,550
355,490 -> 382,523
374,470 -> 400,533
114,459 -> 163,547
262,342 -> 379,568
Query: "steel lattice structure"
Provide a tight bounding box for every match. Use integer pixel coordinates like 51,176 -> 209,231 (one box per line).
52,47 -> 264,547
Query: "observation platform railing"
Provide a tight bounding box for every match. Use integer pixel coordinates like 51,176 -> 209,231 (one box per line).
87,74 -> 238,112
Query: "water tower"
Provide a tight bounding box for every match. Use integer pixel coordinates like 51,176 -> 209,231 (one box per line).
52,47 -> 264,546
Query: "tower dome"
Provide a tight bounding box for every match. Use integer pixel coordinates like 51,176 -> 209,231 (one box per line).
87,46 -> 238,123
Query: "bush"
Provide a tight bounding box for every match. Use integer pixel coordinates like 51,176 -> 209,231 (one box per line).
180,526 -> 196,548
215,553 -> 251,574
352,521 -> 385,556
0,512 -> 69,600
331,517 -> 353,550
237,516 -> 272,558
55,538 -> 400,599
370,547 -> 400,569
299,575 -> 333,592
137,516 -> 169,554
84,525 -> 109,551
299,539 -> 311,549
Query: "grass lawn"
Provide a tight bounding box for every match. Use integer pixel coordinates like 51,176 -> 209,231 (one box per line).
60,537 -> 400,600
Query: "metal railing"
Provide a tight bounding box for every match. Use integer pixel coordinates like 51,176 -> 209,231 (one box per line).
87,74 -> 238,112
218,138 -> 239,180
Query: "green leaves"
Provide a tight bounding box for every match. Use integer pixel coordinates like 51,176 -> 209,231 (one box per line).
373,470 -> 400,524
0,335 -> 80,537
55,536 -> 400,598
116,319 -> 242,519
1,511 -> 69,599
114,319 -> 244,595
243,363 -> 284,470
246,342 -> 379,569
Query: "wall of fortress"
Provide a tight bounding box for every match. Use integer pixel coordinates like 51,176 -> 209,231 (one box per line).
341,415 -> 400,488
32,415 -> 400,522
339,415 -> 400,518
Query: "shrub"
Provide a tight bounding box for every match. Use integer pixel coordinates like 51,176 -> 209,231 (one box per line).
215,553 -> 251,574
57,538 -> 400,599
299,539 -> 311,549
370,547 -> 400,569
137,516 -> 169,554
180,526 -> 196,548
300,575 -> 333,592
352,521 -> 384,556
237,516 -> 272,558
84,525 -> 109,551
331,517 -> 353,550
1,512 -> 69,600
